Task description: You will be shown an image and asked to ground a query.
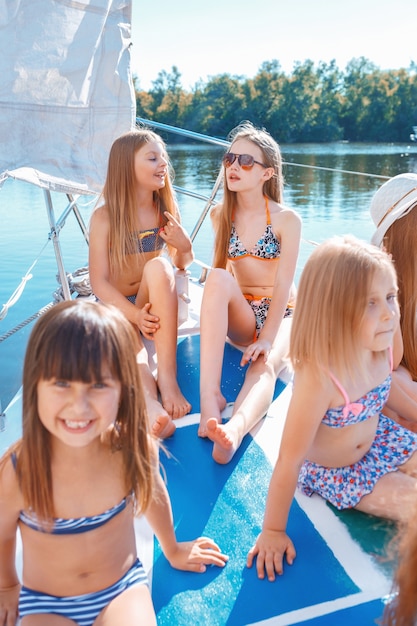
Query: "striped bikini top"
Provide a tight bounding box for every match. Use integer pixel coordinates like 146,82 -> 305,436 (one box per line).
228,196 -> 280,260
12,453 -> 131,535
19,497 -> 131,535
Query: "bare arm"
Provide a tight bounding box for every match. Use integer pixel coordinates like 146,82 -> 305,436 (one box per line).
386,371 -> 417,423
88,207 -> 144,327
259,208 -> 301,346
0,457 -> 21,625
144,440 -> 228,572
247,368 -> 329,580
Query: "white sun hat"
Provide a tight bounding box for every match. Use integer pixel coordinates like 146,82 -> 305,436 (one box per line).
370,173 -> 417,246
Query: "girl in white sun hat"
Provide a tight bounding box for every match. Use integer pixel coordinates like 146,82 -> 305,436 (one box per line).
370,173 -> 417,431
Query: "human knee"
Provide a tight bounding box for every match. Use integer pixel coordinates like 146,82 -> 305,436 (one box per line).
205,268 -> 233,293
143,256 -> 174,283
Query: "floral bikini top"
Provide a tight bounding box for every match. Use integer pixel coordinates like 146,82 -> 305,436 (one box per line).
322,350 -> 392,428
228,196 -> 280,260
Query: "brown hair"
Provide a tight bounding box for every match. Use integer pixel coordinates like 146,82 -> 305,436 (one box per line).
6,300 -> 153,522
290,235 -> 397,379
101,127 -> 180,275
212,121 -> 284,269
382,204 -> 417,380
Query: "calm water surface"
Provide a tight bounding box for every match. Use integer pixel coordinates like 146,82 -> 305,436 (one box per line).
1,141 -> 417,409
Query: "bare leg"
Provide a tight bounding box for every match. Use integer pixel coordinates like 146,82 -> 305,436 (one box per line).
139,257 -> 191,420
207,317 -> 291,463
199,269 -> 255,437
95,582 -> 157,626
354,468 -> 417,521
21,616 -> 76,625
136,341 -> 176,439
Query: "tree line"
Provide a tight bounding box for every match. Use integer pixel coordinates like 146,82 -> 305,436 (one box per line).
134,58 -> 417,143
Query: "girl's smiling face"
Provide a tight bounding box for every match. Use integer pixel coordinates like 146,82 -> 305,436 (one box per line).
37,373 -> 121,448
133,140 -> 168,191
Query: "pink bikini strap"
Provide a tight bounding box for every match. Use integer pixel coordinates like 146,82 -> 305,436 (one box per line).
329,345 -> 393,408
328,371 -> 350,406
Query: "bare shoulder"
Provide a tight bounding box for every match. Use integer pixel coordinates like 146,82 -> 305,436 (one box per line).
269,202 -> 301,246
90,204 -> 110,225
210,203 -> 223,225
89,205 -> 111,246
290,367 -> 333,423
0,451 -> 23,517
270,201 -> 301,226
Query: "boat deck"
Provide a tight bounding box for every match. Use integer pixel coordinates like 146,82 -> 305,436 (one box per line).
5,280 -> 395,625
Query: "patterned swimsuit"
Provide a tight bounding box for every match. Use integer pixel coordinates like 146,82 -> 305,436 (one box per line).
227,197 -> 292,336
298,367 -> 417,509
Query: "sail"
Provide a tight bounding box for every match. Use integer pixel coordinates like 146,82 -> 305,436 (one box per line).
0,0 -> 135,192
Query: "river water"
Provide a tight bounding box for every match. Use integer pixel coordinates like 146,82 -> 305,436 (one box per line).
1,141 -> 416,409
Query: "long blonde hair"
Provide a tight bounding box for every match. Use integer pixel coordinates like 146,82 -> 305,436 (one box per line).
212,121 -> 284,269
101,128 -> 180,275
290,235 -> 397,380
383,205 -> 417,380
3,300 -> 153,522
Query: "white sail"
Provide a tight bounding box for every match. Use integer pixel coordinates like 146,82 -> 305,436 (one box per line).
0,0 -> 135,192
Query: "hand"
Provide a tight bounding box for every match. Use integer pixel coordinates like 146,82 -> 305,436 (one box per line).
159,212 -> 191,252
247,529 -> 296,581
165,537 -> 229,573
137,302 -> 160,340
0,583 -> 20,626
241,339 -> 272,366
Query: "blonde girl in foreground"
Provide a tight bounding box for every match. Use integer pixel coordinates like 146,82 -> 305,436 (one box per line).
0,300 -> 228,625
89,129 -> 194,439
247,236 -> 417,581
198,122 -> 301,463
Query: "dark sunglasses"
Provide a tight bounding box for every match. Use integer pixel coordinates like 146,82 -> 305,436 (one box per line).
222,152 -> 268,170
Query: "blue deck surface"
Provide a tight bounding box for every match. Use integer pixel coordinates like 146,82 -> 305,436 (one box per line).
176,334 -> 286,414
153,424 -> 370,625
151,335 -> 390,625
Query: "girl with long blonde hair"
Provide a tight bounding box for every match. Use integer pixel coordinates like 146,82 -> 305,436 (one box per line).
247,236 -> 417,581
199,121 -> 301,463
89,128 -> 194,439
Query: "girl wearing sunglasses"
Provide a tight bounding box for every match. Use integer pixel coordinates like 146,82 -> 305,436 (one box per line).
198,121 -> 301,463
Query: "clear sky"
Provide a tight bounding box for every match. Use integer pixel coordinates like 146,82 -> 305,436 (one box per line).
131,0 -> 415,91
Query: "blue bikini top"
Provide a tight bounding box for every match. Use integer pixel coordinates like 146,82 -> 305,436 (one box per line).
19,497 -> 130,535
134,226 -> 165,253
322,348 -> 392,428
12,453 -> 131,535
321,374 -> 391,428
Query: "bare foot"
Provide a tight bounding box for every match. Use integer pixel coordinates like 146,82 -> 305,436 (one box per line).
152,414 -> 176,439
206,418 -> 238,464
199,390 -> 227,437
146,396 -> 176,439
157,374 -> 191,420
